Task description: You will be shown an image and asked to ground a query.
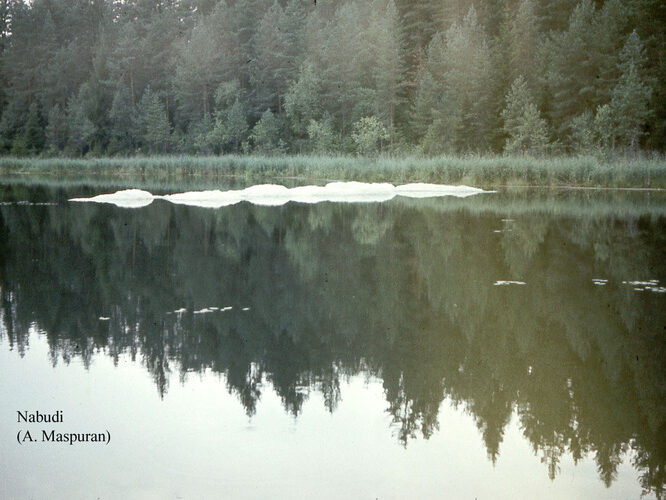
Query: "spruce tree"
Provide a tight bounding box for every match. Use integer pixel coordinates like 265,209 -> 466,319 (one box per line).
138,89 -> 170,153
22,102 -> 45,155
65,92 -> 96,156
610,31 -> 653,152
501,76 -> 549,155
252,108 -> 283,155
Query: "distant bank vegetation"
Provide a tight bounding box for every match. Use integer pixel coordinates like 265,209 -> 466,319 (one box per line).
2,154 -> 665,189
0,0 -> 663,161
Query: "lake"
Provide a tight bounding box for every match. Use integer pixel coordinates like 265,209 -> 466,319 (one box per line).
0,179 -> 664,499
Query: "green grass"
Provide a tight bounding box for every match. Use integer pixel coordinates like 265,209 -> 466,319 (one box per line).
1,153 -> 665,189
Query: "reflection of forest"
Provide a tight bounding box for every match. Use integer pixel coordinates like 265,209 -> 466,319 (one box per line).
0,184 -> 664,496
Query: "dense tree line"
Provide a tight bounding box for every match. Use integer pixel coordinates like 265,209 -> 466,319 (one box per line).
0,0 -> 663,157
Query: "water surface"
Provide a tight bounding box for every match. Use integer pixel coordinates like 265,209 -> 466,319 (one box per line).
0,181 -> 664,499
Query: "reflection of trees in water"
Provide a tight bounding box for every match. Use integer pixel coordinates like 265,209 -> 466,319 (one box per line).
0,185 -> 664,497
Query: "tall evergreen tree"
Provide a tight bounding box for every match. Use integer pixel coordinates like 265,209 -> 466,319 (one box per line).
501,76 -> 549,155
610,31 -> 653,152
138,89 -> 170,153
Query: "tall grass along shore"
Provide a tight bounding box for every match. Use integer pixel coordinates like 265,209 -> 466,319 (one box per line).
1,154 -> 665,189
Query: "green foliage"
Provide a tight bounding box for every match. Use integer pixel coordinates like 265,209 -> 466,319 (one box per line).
610,31 -> 653,152
0,0 -> 663,157
45,104 -> 66,153
22,102 -> 45,155
306,115 -> 336,154
502,76 -> 549,155
108,86 -> 137,153
65,91 -> 96,156
251,109 -> 284,155
351,116 -> 390,155
415,7 -> 495,153
138,89 -> 170,154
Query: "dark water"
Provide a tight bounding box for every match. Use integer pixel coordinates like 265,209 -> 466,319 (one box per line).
0,181 -> 664,499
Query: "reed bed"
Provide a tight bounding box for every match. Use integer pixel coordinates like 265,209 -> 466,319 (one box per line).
1,153 -> 665,189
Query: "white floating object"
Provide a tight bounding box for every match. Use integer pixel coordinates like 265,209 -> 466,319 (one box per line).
395,183 -> 491,199
70,189 -> 154,208
193,308 -> 213,314
173,308 -> 187,314
494,281 -> 526,286
241,184 -> 293,206
242,307 -> 250,311
647,286 -> 666,293
221,306 -> 233,311
622,280 -> 659,286
322,182 -> 396,203
69,183 -> 493,209
161,190 -> 242,208
98,316 -> 110,321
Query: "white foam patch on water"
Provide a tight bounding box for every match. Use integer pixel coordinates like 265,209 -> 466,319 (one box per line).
69,182 -> 493,208
242,307 -> 250,311
622,280 -> 659,286
193,308 -> 214,314
98,316 -> 110,321
494,281 -> 527,286
70,189 -> 154,208
162,190 -> 243,208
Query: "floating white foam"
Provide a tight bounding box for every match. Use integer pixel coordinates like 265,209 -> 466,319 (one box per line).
494,281 -> 527,286
173,308 -> 187,314
395,183 -> 489,199
98,316 -> 110,321
161,190 -> 243,208
242,307 -> 250,311
622,280 -> 659,286
69,182 -> 493,209
193,308 -> 214,314
221,306 -> 233,311
70,189 -> 154,208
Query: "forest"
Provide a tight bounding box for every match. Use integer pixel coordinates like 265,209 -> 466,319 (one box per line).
0,0 -> 663,158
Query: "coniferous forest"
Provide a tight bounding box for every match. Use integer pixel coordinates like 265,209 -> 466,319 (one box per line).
0,0 -> 663,158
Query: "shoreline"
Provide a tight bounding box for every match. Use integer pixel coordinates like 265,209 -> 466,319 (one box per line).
1,154 -> 665,189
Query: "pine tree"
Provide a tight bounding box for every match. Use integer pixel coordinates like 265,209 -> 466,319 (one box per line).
610,31 -> 653,152
509,0 -> 540,93
109,85 -> 138,153
138,89 -> 170,153
369,0 -> 404,136
22,102 -> 45,155
417,7 -> 494,153
45,104 -> 66,153
502,76 -> 549,155
545,0 -> 628,143
208,80 -> 250,153
252,108 -> 283,154
285,62 -> 324,139
65,92 -> 96,156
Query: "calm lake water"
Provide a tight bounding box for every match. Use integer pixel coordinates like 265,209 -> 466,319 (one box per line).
0,180 -> 664,499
